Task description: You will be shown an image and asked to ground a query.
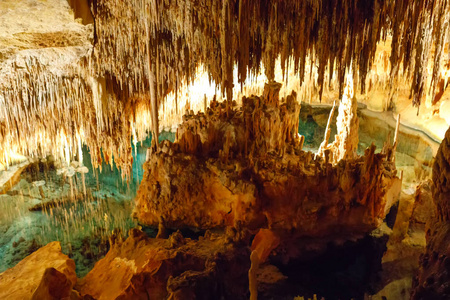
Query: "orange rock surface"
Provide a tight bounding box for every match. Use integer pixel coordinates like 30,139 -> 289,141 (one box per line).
251,229 -> 280,263
76,229 -> 250,300
135,83 -> 401,242
411,127 -> 450,300
0,241 -> 77,300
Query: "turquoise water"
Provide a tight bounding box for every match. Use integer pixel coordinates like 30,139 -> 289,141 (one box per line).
298,108 -> 337,152
0,132 -> 175,276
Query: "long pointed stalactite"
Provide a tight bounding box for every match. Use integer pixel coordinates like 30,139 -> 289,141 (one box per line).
1,0 -> 449,175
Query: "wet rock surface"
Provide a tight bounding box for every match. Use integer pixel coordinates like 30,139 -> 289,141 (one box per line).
1,1 -> 449,299
0,226 -> 398,300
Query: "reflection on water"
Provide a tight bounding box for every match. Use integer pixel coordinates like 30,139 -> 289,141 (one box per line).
0,132 -> 175,276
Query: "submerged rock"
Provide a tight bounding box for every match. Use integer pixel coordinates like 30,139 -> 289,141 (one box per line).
32,180 -> 46,187
0,161 -> 30,194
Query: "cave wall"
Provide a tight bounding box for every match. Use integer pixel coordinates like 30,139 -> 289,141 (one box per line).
411,126 -> 450,299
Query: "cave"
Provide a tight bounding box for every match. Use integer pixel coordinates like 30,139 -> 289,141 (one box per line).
0,1 -> 449,299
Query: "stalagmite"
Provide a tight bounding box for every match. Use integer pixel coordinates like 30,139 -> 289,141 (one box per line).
249,251 -> 259,300
329,70 -> 359,163
1,1 -> 450,298
135,84 -> 400,256
316,100 -> 336,158
392,114 -> 401,161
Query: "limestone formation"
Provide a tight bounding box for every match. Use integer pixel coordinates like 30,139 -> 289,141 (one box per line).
1,1 -> 450,299
31,267 -> 76,300
76,228 -> 250,300
0,160 -> 29,194
1,0 -> 450,177
411,127 -> 450,300
0,241 -> 77,300
328,71 -> 359,163
93,0 -> 450,107
135,83 -> 401,251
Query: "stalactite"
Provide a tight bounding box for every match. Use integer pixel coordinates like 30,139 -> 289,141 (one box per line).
2,0 -> 450,177
0,54 -> 136,179
91,0 -> 450,113
149,70 -> 159,149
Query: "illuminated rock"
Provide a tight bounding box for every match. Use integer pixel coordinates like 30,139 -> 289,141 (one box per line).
1,0 -> 450,177
328,70 -> 359,163
251,229 -> 280,263
31,267 -> 76,300
0,161 -> 29,194
0,241 -> 77,300
135,83 -> 401,248
75,229 -> 250,300
1,1 -> 450,298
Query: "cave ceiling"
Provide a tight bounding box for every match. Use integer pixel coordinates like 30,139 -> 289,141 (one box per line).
0,0 -> 449,175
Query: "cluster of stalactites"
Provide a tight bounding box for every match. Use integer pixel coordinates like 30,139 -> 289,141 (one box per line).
2,0 -> 449,178
93,0 -> 449,110
389,0 -> 450,107
0,55 -> 145,179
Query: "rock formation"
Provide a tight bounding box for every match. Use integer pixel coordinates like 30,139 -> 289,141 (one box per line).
0,241 -> 77,300
1,0 -> 450,177
316,70 -> 360,163
1,1 -> 450,299
328,71 -> 359,163
0,160 -> 29,194
0,229 -> 251,300
76,228 -> 250,300
135,83 -> 401,258
411,127 -> 450,300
